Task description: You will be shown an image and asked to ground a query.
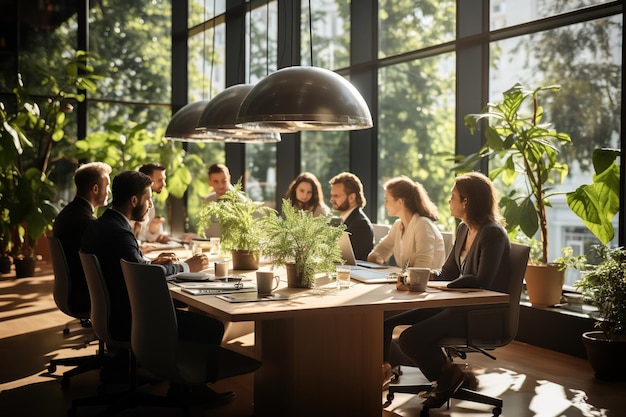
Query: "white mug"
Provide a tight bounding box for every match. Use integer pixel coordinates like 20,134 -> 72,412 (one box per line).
407,267 -> 430,292
256,270 -> 280,294
214,261 -> 229,278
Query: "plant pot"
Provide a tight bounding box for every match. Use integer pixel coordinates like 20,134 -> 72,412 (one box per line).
582,331 -> 626,381
524,263 -> 564,307
14,256 -> 36,278
231,250 -> 260,270
0,255 -> 12,274
286,262 -> 315,288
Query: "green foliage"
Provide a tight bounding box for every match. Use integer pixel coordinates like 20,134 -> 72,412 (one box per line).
574,245 -> 626,340
263,200 -> 345,287
196,184 -> 273,253
552,246 -> 587,272
0,51 -> 102,257
460,83 -> 572,264
566,148 -> 620,245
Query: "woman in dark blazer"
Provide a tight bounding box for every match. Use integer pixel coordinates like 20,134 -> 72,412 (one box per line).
383,172 -> 510,409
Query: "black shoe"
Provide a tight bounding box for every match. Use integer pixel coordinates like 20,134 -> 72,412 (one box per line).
422,364 -> 465,409
460,368 -> 479,390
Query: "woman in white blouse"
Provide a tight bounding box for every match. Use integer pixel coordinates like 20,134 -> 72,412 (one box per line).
367,176 -> 445,269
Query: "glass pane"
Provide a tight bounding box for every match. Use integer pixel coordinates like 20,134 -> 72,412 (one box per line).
377,56 -> 456,231
489,15 -> 622,284
300,130 -> 350,210
186,142 -> 225,234
189,0 -> 226,29
490,0 -> 615,30
89,0 -> 171,103
248,1 -> 278,83
189,23 -> 225,102
245,143 -> 278,208
379,0 -> 455,59
301,0 -> 349,70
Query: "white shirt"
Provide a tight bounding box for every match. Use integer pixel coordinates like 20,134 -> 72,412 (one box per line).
369,213 -> 446,269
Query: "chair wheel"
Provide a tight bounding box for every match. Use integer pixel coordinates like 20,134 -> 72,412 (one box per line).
492,406 -> 502,416
48,363 -> 57,373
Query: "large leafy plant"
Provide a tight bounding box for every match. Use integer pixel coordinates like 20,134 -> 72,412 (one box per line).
263,200 -> 345,287
460,83 -> 571,264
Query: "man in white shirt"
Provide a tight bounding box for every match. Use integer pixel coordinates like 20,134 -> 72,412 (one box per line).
134,163 -> 169,243
203,163 -> 235,237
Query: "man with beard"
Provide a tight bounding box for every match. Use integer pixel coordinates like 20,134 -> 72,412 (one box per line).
81,170 -> 208,341
329,172 -> 374,260
134,163 -> 170,244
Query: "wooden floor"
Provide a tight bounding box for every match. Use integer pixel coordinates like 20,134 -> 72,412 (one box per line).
1,262 -> 625,416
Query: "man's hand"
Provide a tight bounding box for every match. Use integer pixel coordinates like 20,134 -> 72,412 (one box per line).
151,252 -> 179,265
185,254 -> 209,272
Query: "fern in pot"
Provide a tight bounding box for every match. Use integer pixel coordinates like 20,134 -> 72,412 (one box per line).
263,199 -> 345,288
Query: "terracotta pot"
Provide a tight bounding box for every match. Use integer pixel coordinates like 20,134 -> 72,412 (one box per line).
582,331 -> 626,381
524,263 -> 564,307
14,256 -> 36,278
231,250 -> 260,270
286,262 -> 315,288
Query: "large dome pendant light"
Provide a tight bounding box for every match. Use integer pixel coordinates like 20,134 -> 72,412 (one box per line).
236,65 -> 373,132
236,0 -> 373,133
195,84 -> 281,143
164,100 -> 215,141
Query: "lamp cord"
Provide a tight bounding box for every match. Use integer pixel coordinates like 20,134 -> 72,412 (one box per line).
308,0 -> 313,66
209,0 -> 216,99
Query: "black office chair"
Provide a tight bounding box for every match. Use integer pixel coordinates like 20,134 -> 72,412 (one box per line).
385,243 -> 530,417
69,252 -> 177,416
46,236 -> 105,387
120,259 -> 261,414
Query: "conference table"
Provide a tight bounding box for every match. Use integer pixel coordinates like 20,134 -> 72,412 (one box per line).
169,265 -> 508,417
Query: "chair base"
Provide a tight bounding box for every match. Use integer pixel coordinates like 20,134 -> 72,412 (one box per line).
384,371 -> 503,417
48,340 -> 106,387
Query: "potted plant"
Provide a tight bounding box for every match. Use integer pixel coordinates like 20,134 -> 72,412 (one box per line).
574,245 -> 626,380
196,183 -> 272,270
0,51 -> 102,276
460,83 -> 571,306
262,199 -> 345,288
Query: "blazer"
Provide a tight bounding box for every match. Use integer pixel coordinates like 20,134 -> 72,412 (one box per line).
81,208 -> 184,340
52,197 -> 95,314
434,221 -> 510,293
344,208 -> 374,261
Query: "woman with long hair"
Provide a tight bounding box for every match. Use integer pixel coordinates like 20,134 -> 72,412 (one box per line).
284,172 -> 330,217
367,175 -> 445,268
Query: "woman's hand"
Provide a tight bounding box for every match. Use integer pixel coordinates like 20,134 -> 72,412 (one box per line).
367,253 -> 384,264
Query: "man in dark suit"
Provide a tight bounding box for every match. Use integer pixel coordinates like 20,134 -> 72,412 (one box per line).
53,162 -> 112,315
81,170 -> 208,341
329,172 -> 374,260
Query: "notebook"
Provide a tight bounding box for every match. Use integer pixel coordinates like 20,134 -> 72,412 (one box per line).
348,266 -> 397,284
216,293 -> 289,303
338,232 -> 387,269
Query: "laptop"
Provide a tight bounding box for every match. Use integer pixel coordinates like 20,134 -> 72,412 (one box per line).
348,266 -> 397,284
338,232 -> 388,269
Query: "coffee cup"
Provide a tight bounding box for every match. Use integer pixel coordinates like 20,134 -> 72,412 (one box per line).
407,267 -> 430,292
256,270 -> 280,294
214,261 -> 229,278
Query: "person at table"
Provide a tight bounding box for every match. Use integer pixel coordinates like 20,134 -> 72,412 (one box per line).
203,163 -> 237,237
285,172 -> 330,217
329,172 -> 374,260
81,170 -> 209,342
367,175 -> 446,269
382,171 -> 510,409
53,162 -> 112,315
133,163 -> 169,244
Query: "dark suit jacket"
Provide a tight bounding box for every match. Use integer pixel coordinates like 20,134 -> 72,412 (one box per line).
435,221 -> 510,293
52,197 -> 95,314
344,208 -> 374,261
81,208 -> 184,340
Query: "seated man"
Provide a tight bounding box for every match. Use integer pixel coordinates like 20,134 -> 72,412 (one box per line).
53,161 -> 112,315
81,170 -> 208,342
133,163 -> 170,244
329,172 -> 374,260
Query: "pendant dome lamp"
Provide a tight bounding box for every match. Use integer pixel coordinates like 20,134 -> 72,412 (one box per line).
195,84 -> 281,143
235,66 -> 373,132
164,100 -> 221,142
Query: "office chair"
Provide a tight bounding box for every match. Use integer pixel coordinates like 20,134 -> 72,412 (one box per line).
46,237 -> 105,387
69,252 -> 177,417
120,259 -> 262,414
441,231 -> 454,257
386,243 -> 530,417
